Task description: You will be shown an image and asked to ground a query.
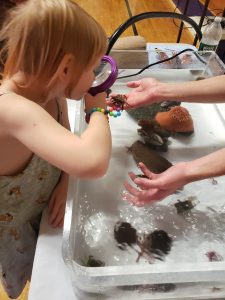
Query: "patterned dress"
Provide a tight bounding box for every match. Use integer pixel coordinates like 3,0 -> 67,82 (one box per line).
0,98 -> 61,298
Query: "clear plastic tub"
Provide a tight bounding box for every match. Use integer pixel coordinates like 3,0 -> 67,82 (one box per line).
63,52 -> 225,300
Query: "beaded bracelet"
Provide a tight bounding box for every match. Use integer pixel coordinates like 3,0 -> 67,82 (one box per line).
85,106 -> 123,123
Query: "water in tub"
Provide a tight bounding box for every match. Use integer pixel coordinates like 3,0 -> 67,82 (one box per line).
73,82 -> 225,267
77,177 -> 225,266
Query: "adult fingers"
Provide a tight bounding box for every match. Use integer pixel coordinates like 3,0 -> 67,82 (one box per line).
138,162 -> 156,179
134,178 -> 153,190
122,191 -> 146,207
126,81 -> 141,88
123,180 -> 141,197
128,171 -> 137,182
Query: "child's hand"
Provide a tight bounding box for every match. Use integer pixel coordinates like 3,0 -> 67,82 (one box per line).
84,92 -> 107,112
48,175 -> 68,228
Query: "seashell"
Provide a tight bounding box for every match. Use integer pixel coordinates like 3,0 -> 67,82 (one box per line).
143,133 -> 164,146
128,140 -> 172,173
160,101 -> 181,109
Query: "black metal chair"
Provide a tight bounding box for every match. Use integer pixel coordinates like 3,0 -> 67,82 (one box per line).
106,12 -> 202,55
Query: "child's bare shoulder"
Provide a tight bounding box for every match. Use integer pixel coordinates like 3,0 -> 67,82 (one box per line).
0,93 -> 46,131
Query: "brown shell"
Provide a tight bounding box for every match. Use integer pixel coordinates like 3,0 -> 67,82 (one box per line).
128,140 -> 172,173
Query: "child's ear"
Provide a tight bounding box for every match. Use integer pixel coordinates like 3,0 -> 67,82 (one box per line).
58,54 -> 74,83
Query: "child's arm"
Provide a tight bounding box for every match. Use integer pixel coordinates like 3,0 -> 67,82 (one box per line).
1,92 -> 112,178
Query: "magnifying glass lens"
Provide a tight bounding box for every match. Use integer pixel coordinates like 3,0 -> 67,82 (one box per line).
92,61 -> 112,87
89,55 -> 118,96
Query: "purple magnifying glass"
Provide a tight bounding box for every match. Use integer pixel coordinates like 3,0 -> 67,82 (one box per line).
89,55 -> 118,96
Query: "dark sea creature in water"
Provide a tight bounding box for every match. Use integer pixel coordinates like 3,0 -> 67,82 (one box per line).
211,177 -> 218,185
82,255 -> 105,267
114,221 -> 172,263
120,283 -> 176,293
128,140 -> 172,173
141,283 -> 176,293
137,119 -> 171,152
195,76 -> 206,81
174,197 -> 196,214
114,221 -> 138,250
206,251 -> 223,262
138,119 -> 171,138
136,230 -> 172,262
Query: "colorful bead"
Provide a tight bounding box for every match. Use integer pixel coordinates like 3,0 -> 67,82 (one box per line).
85,106 -> 123,123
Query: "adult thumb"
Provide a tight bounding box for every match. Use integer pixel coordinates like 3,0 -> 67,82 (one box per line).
127,81 -> 140,88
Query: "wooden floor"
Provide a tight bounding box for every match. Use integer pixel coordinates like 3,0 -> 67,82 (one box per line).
200,0 -> 225,15
1,0 -> 224,300
75,0 -> 194,44
0,282 -> 29,300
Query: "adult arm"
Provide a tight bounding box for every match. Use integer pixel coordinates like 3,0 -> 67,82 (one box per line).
124,75 -> 225,108
124,148 -> 225,206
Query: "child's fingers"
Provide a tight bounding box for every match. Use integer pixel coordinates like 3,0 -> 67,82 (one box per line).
48,200 -> 60,225
52,212 -> 64,228
48,191 -> 56,214
49,205 -> 63,227
58,218 -> 64,228
48,200 -> 66,228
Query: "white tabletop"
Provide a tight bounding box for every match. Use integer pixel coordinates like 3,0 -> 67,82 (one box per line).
28,211 -> 75,300
28,100 -> 77,300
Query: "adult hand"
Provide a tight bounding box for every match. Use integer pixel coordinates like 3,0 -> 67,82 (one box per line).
124,78 -> 163,109
123,162 -> 188,206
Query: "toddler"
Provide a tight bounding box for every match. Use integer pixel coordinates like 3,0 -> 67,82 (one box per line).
0,0 -> 111,297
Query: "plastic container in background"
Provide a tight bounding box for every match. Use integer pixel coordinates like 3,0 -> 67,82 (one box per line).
62,51 -> 225,300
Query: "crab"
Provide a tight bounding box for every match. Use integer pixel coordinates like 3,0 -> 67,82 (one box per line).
114,221 -> 172,263
109,94 -> 131,110
174,196 -> 197,214
114,221 -> 138,250
81,255 -> 105,267
136,230 -> 172,263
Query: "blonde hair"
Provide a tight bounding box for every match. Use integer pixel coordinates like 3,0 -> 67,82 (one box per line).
0,0 -> 107,93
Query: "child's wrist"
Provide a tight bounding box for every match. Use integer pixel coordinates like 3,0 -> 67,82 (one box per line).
85,107 -> 122,123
